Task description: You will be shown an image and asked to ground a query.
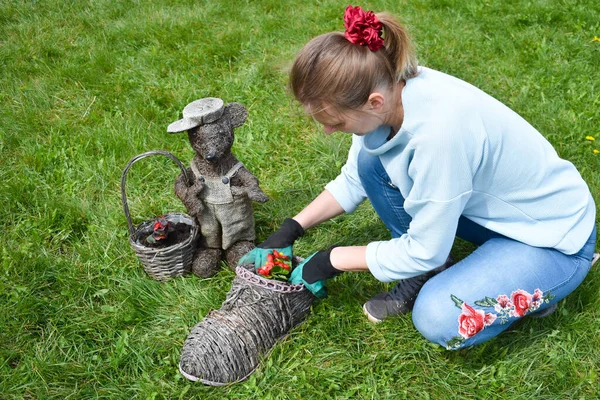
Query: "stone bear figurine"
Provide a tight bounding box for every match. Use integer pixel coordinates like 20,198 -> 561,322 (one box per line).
169,98 -> 268,278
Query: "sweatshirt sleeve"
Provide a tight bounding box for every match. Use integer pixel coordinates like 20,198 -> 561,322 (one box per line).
366,122 -> 482,282
324,135 -> 368,213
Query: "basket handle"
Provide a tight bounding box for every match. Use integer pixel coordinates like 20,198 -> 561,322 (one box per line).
121,150 -> 190,236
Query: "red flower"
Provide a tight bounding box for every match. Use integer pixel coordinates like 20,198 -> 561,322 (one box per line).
457,303 -> 496,339
275,261 -> 290,271
496,294 -> 511,308
484,313 -> 497,326
152,217 -> 170,240
343,5 -> 384,51
531,288 -> 544,309
510,289 -> 533,317
273,250 -> 289,260
494,294 -> 512,313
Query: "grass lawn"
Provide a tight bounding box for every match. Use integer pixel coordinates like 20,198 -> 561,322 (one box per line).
1,0 -> 599,398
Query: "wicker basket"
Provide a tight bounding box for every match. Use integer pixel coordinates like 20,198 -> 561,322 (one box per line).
121,150 -> 199,281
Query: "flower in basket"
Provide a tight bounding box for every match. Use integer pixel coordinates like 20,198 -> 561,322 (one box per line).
146,216 -> 171,244
256,250 -> 292,282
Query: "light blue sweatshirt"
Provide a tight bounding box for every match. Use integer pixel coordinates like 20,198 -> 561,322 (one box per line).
325,67 -> 596,283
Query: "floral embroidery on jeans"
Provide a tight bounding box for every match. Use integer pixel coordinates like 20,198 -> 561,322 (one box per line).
445,288 -> 555,350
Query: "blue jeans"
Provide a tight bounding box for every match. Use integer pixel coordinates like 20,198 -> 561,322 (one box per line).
357,149 -> 597,349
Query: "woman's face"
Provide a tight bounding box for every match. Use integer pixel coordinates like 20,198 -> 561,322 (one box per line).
306,103 -> 384,136
305,87 -> 400,135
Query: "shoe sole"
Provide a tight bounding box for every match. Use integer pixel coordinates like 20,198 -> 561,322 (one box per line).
593,253 -> 599,267
362,303 -> 383,324
179,363 -> 200,383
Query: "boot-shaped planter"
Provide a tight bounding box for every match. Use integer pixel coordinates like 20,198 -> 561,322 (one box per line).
179,262 -> 315,385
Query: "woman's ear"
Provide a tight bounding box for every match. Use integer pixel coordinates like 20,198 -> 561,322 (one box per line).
367,92 -> 386,110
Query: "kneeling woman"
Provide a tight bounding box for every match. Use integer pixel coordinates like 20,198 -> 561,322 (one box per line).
260,6 -> 597,349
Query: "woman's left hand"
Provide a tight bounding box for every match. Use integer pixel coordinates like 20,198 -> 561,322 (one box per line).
289,247 -> 342,298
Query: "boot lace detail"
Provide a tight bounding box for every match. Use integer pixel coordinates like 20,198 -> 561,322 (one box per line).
389,274 -> 429,301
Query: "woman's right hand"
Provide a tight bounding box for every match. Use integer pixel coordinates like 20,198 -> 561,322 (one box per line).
258,218 -> 305,248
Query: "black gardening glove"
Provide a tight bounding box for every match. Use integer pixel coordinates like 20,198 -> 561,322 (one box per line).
296,246 -> 343,284
258,218 -> 305,248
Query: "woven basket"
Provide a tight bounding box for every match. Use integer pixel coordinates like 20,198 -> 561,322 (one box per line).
179,258 -> 314,385
121,150 -> 199,281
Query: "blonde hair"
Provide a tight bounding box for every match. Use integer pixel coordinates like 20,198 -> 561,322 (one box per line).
290,12 -> 417,111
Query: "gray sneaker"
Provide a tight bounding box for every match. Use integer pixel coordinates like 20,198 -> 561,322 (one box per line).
363,256 -> 454,323
529,303 -> 558,318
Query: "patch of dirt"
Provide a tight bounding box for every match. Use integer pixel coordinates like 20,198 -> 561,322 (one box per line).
140,223 -> 191,248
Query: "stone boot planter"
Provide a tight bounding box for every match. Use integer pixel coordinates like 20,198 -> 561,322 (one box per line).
179,263 -> 315,385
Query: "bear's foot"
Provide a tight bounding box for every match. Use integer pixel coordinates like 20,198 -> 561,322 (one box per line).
191,248 -> 222,278
225,240 -> 255,270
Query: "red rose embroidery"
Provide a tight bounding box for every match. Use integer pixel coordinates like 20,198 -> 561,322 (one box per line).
484,313 -> 497,326
531,288 -> 544,310
458,303 -> 493,339
510,289 -> 533,317
343,5 -> 384,51
448,288 -> 552,349
496,294 -> 510,307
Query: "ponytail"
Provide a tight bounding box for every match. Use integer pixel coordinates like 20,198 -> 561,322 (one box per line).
377,13 -> 418,82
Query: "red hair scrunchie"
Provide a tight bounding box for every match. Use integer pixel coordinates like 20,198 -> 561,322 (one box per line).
343,5 -> 384,52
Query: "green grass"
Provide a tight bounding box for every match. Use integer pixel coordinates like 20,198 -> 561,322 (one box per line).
1,0 -> 599,398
